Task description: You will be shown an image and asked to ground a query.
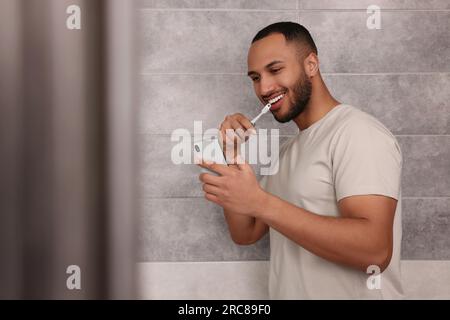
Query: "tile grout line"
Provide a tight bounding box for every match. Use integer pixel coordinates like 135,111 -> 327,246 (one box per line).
138,260 -> 269,264
298,9 -> 450,12
139,8 -> 450,12
402,197 -> 450,199
139,8 -> 297,12
142,196 -> 450,200
138,260 -> 450,264
395,134 -> 450,137
324,72 -> 450,76
141,72 -> 246,75
140,72 -> 450,76
141,133 -> 450,137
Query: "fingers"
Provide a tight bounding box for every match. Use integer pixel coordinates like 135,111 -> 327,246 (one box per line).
219,113 -> 256,147
221,117 -> 242,146
197,160 -> 232,176
233,154 -> 251,171
236,116 -> 256,133
228,117 -> 246,142
202,183 -> 222,196
204,192 -> 221,205
199,172 -> 222,186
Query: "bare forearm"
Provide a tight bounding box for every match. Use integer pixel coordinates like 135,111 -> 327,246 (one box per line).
223,209 -> 255,244
257,193 -> 391,272
222,146 -> 257,244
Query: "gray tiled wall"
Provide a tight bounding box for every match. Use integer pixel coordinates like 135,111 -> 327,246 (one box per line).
138,0 -> 450,262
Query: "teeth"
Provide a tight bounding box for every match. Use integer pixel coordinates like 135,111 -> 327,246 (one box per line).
268,94 -> 284,104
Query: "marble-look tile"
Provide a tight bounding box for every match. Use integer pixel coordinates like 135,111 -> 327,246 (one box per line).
298,11 -> 450,73
139,74 -> 298,135
300,0 -> 450,9
402,198 -> 450,259
139,10 -> 298,73
138,0 -> 297,9
139,73 -> 450,135
324,74 -> 450,135
398,136 -> 450,197
139,10 -> 450,74
138,198 -> 270,261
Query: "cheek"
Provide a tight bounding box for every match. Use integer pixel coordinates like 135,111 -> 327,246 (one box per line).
281,79 -> 296,99
278,72 -> 297,90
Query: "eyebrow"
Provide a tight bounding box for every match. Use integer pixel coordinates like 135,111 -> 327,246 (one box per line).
247,60 -> 284,77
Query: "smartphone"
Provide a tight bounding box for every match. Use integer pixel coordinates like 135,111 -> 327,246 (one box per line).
193,136 -> 228,175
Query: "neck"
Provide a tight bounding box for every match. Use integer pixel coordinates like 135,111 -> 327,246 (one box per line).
293,72 -> 340,131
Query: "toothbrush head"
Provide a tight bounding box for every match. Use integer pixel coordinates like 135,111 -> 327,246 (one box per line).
261,103 -> 272,114
250,96 -> 282,126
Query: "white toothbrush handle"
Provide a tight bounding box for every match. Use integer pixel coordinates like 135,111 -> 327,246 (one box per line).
250,103 -> 271,125
250,113 -> 263,125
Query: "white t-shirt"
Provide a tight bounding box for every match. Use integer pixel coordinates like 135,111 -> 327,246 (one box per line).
259,104 -> 404,299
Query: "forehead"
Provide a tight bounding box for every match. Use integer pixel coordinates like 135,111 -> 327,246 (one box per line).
247,33 -> 297,68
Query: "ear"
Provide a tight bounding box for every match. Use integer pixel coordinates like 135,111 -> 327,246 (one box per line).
303,52 -> 319,78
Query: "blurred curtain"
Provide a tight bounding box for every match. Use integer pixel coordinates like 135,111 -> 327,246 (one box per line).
0,0 -> 137,299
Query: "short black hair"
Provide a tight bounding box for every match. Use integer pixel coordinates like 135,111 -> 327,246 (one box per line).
251,21 -> 318,57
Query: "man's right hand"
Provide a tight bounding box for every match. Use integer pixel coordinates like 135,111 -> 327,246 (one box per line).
215,114 -> 269,245
219,113 -> 256,164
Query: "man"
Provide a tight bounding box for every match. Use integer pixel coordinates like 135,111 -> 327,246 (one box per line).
198,22 -> 404,299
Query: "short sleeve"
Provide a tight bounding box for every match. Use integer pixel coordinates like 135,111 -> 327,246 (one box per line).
332,118 -> 402,202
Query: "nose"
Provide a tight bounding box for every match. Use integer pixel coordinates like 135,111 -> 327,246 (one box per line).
258,76 -> 278,100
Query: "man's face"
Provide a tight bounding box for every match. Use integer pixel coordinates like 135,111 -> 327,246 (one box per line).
247,33 -> 312,123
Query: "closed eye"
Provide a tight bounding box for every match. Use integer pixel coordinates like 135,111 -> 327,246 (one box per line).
271,68 -> 282,73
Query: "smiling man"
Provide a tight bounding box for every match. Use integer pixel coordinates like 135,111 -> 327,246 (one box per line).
198,22 -> 404,299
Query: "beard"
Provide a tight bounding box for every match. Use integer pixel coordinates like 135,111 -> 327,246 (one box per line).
274,71 -> 312,123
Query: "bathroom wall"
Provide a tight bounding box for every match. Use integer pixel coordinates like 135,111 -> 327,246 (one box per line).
137,0 -> 450,298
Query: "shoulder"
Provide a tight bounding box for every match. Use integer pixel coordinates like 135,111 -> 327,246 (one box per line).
332,105 -> 402,157
334,105 -> 397,141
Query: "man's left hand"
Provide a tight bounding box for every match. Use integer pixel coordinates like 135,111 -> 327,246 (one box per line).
198,157 -> 266,217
